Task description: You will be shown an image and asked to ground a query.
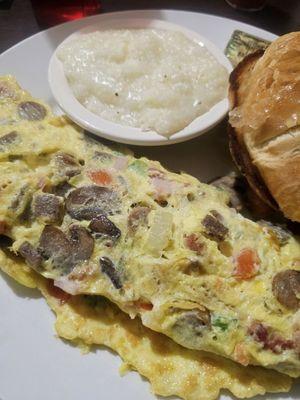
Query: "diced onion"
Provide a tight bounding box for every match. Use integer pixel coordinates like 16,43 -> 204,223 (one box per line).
146,210 -> 173,255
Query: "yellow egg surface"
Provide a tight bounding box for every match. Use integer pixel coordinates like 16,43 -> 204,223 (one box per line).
0,249 -> 292,400
1,76 -> 300,377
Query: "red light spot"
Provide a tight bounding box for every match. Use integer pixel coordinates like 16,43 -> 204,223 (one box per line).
61,11 -> 85,21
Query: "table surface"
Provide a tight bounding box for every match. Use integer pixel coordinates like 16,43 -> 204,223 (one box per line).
0,0 -> 300,54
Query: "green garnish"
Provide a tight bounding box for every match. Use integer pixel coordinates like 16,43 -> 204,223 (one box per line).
225,30 -> 270,67
212,315 -> 231,332
128,160 -> 148,175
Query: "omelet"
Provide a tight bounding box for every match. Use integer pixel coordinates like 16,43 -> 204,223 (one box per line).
0,249 -> 292,400
1,76 -> 300,377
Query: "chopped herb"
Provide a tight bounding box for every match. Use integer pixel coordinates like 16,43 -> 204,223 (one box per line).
212,315 -> 231,331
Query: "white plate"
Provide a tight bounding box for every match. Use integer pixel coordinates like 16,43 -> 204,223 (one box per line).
48,18 -> 232,145
0,9 -> 298,400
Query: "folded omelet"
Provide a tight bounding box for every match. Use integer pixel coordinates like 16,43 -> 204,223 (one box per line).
0,249 -> 292,400
1,76 -> 300,377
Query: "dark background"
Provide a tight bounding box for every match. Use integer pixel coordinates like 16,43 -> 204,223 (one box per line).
1,0 -> 300,54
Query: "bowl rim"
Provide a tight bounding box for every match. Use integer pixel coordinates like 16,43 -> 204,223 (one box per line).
48,17 -> 232,146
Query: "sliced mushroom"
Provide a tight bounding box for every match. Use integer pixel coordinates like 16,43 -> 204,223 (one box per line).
39,225 -> 72,271
0,235 -> 22,263
272,270 -> 300,310
128,206 -> 150,233
0,84 -> 16,99
184,309 -> 211,329
202,210 -> 228,242
99,256 -> 122,289
93,151 -> 114,162
0,220 -> 8,235
38,224 -> 95,275
258,220 -> 291,246
0,131 -> 18,147
66,185 -> 120,220
54,152 -> 82,178
185,309 -> 210,326
55,152 -> 81,166
69,225 -> 94,263
18,101 -> 47,121
173,309 -> 211,338
210,173 -> 245,211
51,181 -> 74,197
10,185 -> 32,218
89,215 -> 121,239
18,241 -> 43,271
32,193 -> 64,224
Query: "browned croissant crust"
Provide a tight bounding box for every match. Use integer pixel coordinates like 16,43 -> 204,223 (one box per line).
228,32 -> 300,222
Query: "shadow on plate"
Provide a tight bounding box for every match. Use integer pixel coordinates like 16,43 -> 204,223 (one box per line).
0,269 -> 41,299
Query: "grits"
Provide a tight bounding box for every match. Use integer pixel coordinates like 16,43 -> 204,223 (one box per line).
57,29 -> 228,136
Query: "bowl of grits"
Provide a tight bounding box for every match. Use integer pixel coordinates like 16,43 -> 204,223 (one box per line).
48,18 -> 232,145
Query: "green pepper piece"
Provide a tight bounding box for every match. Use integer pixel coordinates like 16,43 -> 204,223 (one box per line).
128,159 -> 148,175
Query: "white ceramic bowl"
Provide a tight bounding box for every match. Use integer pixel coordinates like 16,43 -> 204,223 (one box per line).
48,18 -> 232,146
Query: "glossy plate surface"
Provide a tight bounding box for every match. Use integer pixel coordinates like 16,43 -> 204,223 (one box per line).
1,9 -> 298,400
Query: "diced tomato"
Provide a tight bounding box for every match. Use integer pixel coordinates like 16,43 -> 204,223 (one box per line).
234,248 -> 260,280
233,343 -> 249,366
185,233 -> 204,255
88,170 -> 112,185
47,279 -> 72,304
134,300 -> 153,311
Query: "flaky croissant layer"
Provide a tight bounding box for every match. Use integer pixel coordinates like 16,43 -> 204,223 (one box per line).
229,32 -> 300,222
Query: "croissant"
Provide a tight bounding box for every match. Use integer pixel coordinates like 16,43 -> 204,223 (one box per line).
228,32 -> 300,222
